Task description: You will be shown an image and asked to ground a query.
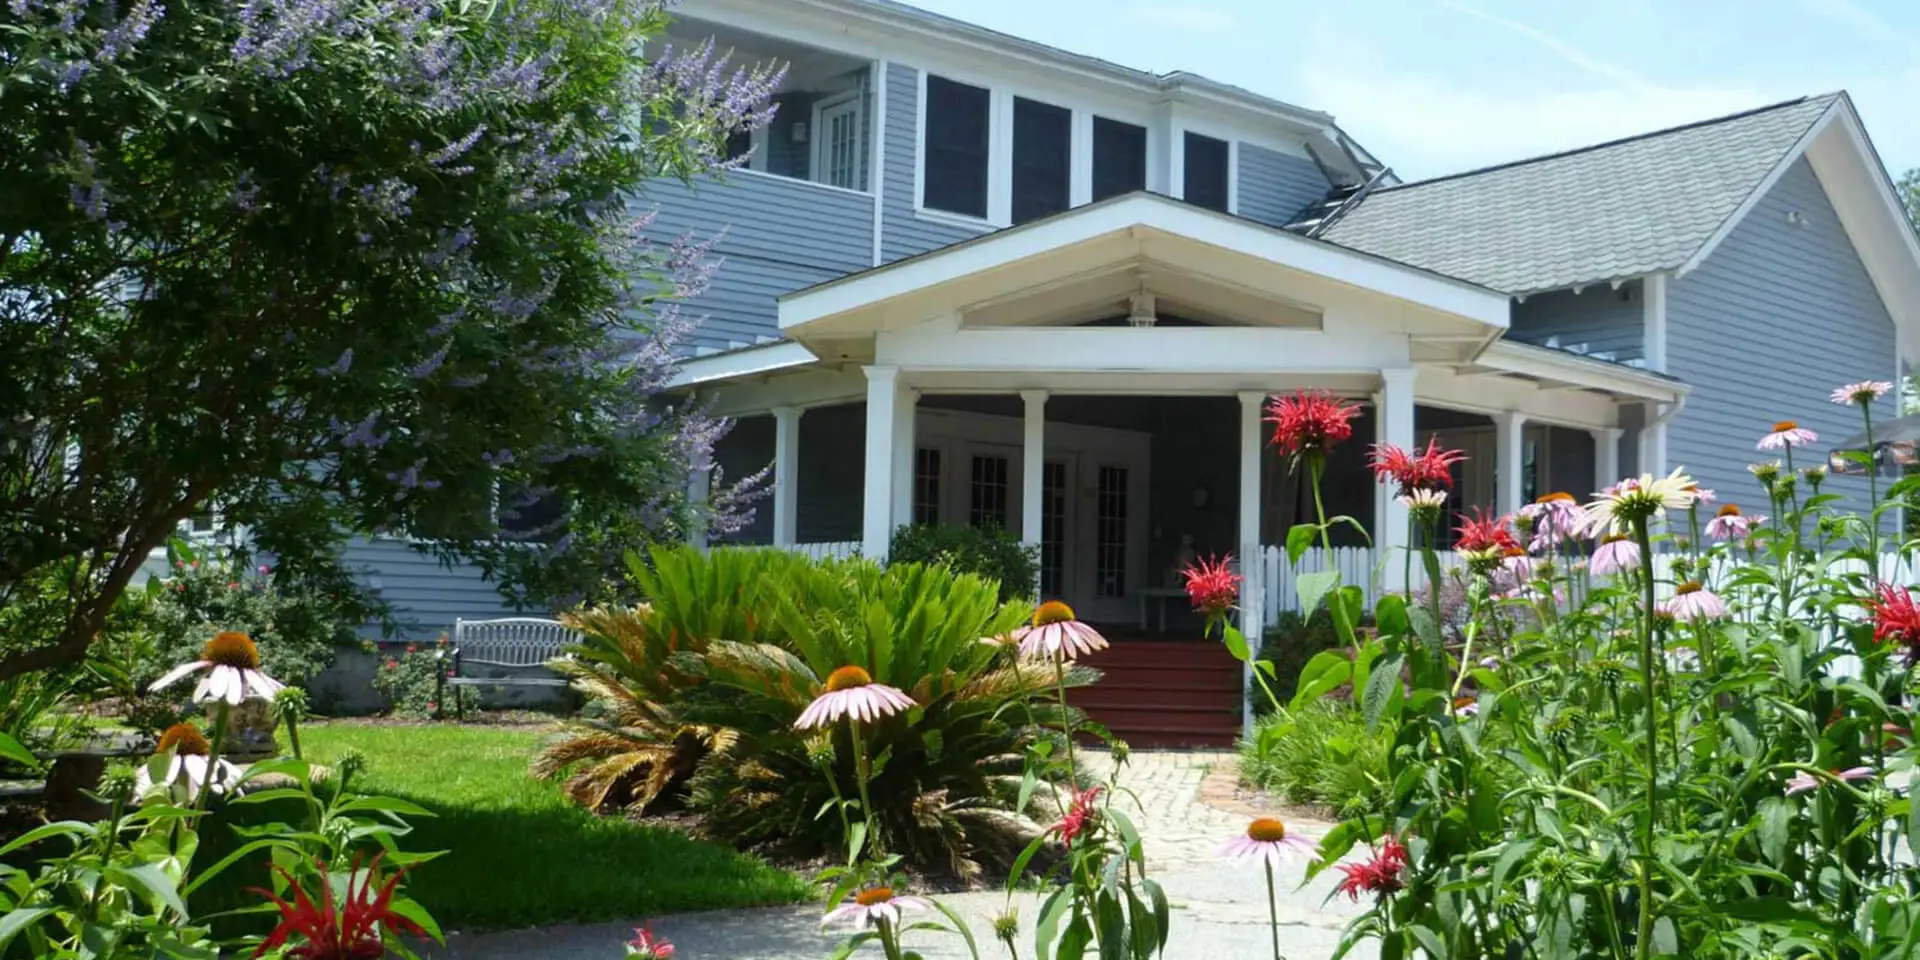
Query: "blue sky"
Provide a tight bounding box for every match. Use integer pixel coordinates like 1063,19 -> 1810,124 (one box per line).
904,0 -> 1920,182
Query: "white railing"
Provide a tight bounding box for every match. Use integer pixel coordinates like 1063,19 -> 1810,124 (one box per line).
786,540 -> 861,561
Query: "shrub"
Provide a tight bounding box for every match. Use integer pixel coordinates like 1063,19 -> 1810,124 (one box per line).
536,546 -> 1078,879
888,524 -> 1038,603
140,541 -> 377,702
371,639 -> 478,719
1237,701 -> 1390,818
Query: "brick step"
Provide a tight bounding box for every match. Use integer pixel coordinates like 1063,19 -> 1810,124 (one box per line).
1081,706 -> 1240,732
1111,730 -> 1238,749
1076,668 -> 1241,691
1072,692 -> 1240,714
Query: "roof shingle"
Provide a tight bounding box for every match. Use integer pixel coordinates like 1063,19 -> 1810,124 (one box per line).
1316,94 -> 1838,295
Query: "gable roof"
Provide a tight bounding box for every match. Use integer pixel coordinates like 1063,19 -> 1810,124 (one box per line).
1316,94 -> 1840,295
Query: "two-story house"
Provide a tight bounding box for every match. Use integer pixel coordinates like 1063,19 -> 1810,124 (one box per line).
348,0 -> 1920,743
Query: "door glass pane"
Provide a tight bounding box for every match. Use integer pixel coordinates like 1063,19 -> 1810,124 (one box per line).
969,454 -> 1009,532
1040,460 -> 1066,597
913,448 -> 941,525
1095,465 -> 1127,598
823,102 -> 859,189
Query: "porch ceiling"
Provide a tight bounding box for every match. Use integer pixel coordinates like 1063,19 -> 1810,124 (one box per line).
778,193 -> 1511,364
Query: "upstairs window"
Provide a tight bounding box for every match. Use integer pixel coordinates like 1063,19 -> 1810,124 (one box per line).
923,75 -> 990,218
1092,117 -> 1147,201
1183,132 -> 1230,212
1011,96 -> 1071,224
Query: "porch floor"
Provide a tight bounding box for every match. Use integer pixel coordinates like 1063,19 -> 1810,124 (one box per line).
1068,631 -> 1242,749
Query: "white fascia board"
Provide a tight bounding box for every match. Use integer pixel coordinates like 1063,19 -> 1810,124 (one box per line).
874,325 -> 1412,374
779,194 -> 1510,332
1477,341 -> 1689,403
1804,101 -> 1920,363
1677,102 -> 1839,277
669,340 -> 821,389
1417,364 -> 1626,430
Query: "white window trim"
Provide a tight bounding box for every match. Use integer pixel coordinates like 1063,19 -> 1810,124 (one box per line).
811,91 -> 864,191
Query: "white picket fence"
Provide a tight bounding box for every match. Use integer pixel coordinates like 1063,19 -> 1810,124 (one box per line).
788,540 -> 860,561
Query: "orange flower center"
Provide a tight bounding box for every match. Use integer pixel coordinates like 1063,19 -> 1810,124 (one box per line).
1453,696 -> 1476,711
824,665 -> 873,692
1772,420 -> 1798,433
1502,546 -> 1527,559
1676,580 -> 1703,595
200,631 -> 261,669
1535,491 -> 1575,504
854,886 -> 896,906
1602,533 -> 1629,544
1247,817 -> 1288,842
1716,504 -> 1741,517
155,723 -> 210,757
1033,600 -> 1077,627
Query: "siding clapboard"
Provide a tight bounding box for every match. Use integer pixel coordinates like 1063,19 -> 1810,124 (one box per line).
645,169 -> 875,351
881,62 -> 991,263
1667,158 -> 1896,517
1508,283 -> 1646,363
1236,144 -> 1330,227
338,538 -> 526,640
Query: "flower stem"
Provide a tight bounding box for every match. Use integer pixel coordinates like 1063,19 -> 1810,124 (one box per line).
196,700 -> 232,812
1631,517 -> 1659,960
848,717 -> 879,860
1309,459 -> 1357,650
1053,658 -> 1080,786
1264,856 -> 1284,960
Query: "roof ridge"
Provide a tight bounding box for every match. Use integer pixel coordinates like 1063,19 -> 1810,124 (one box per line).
1369,92 -> 1838,195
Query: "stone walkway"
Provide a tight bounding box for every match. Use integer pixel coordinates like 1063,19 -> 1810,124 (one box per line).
433,751 -> 1376,959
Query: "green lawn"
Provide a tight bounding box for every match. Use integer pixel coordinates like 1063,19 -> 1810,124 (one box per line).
204,723 -> 810,931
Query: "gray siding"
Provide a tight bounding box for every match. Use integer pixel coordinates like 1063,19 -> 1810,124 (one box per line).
645,170 -> 874,351
1667,158 -> 1896,516
1509,283 -> 1645,363
881,62 -> 991,263
1236,144 -> 1330,227
339,538 -> 526,641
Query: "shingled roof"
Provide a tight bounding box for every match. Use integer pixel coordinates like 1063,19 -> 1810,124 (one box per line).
1315,94 -> 1840,295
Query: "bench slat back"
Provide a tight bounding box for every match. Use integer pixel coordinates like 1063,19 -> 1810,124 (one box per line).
453,617 -> 580,667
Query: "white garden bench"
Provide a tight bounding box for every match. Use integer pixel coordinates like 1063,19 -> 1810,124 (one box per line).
435,617 -> 580,719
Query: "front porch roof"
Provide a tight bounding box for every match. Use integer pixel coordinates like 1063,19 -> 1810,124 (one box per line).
774,192 -> 1512,362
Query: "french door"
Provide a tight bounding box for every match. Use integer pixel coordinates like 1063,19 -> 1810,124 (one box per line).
812,94 -> 862,190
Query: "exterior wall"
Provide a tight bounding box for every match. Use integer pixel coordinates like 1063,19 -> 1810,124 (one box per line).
880,62 -> 991,263
1236,143 -> 1330,228
646,170 -> 875,352
1667,158 -> 1896,516
1544,426 -> 1596,497
1509,283 -> 1645,363
338,537 -> 527,640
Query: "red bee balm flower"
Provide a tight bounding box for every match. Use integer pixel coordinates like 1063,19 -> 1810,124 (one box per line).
1053,786 -> 1103,847
1335,835 -> 1410,902
1265,391 -> 1359,461
1181,555 -> 1241,619
1454,508 -> 1520,555
1369,438 -> 1466,494
252,854 -> 425,960
1866,581 -> 1920,664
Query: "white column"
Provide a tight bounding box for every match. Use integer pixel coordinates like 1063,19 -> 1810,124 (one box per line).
772,406 -> 803,548
1495,410 -> 1528,516
686,460 -> 711,551
1592,426 -> 1623,492
890,386 -> 918,527
1376,369 -> 1417,588
1237,391 -> 1266,739
862,366 -> 899,561
1020,390 -> 1048,550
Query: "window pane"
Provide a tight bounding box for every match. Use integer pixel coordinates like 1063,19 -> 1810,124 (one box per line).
969,454 -> 1009,531
924,75 -> 990,218
1092,117 -> 1147,201
1095,465 -> 1128,598
1040,460 -> 1066,597
1012,97 -> 1071,224
1183,132 -> 1230,212
724,128 -> 754,166
914,447 -> 941,526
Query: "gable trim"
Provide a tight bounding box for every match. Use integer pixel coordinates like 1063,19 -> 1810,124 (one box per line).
1674,101 -> 1839,278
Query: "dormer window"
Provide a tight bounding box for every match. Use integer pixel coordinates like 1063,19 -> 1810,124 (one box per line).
1183,132 -> 1230,212
924,74 -> 991,218
1012,97 -> 1071,224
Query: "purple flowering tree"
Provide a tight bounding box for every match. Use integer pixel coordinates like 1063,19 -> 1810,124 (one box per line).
0,0 -> 780,679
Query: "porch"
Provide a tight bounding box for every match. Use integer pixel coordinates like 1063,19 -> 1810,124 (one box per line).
680,192 -> 1686,744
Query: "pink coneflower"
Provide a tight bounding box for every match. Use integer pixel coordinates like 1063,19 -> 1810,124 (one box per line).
1688,486 -> 1716,506
1011,601 -> 1109,662
1180,556 -> 1241,620
1784,766 -> 1873,797
1451,696 -> 1479,717
1662,581 -> 1728,622
1521,492 -> 1581,552
793,666 -> 915,730
821,886 -> 933,930
1219,817 -> 1316,868
135,723 -> 242,804
150,631 -> 284,706
1579,469 -> 1697,537
1831,381 -> 1894,406
1398,488 -> 1447,525
1758,420 -> 1819,451
1705,504 -> 1754,541
1588,534 -> 1641,576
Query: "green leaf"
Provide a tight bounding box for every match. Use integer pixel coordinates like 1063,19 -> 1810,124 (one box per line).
105,862 -> 188,919
1758,796 -> 1793,866
1222,625 -> 1250,662
1362,652 -> 1404,730
334,795 -> 436,818
1289,651 -> 1352,710
1296,569 -> 1339,618
1407,923 -> 1448,960
1286,524 -> 1317,566
388,896 -> 444,944
929,898 -> 979,960
1375,593 -> 1408,638
1490,838 -> 1533,893
0,908 -> 51,953
0,733 -> 37,772
1034,886 -> 1072,960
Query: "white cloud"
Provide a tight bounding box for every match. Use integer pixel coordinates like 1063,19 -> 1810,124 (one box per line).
1124,4 -> 1235,34
1436,0 -> 1656,91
